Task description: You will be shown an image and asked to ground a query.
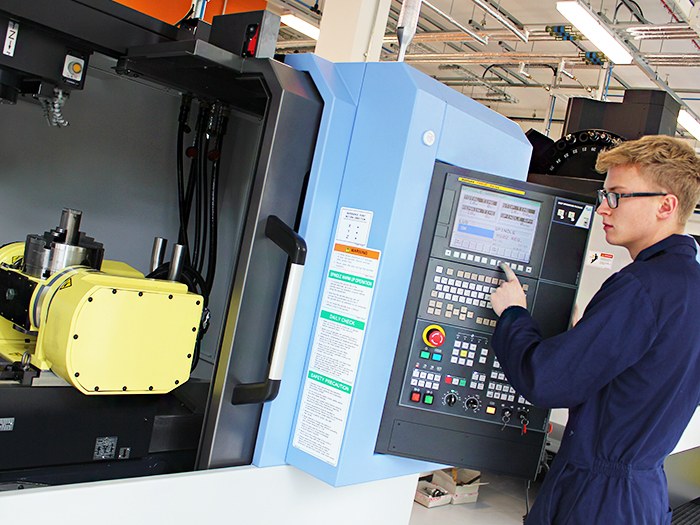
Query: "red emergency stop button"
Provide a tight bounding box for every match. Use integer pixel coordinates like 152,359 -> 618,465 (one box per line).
422,324 -> 446,347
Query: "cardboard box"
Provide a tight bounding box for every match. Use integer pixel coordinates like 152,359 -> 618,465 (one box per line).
414,480 -> 452,508
431,468 -> 485,505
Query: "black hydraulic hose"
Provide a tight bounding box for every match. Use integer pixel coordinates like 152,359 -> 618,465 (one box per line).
147,263 -> 208,307
147,262 -> 208,372
205,111 -> 228,294
176,95 -> 192,252
183,107 -> 208,225
193,150 -> 202,270
206,157 -> 219,293
197,133 -> 210,275
183,155 -> 197,235
177,124 -> 185,211
182,107 -> 208,266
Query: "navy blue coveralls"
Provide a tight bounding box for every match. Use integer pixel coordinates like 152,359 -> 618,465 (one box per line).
493,234 -> 700,524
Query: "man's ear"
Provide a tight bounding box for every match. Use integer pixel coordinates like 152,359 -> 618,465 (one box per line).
657,194 -> 679,220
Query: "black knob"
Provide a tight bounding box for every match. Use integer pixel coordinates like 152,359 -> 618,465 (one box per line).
445,393 -> 457,407
502,408 -> 513,418
466,397 -> 479,409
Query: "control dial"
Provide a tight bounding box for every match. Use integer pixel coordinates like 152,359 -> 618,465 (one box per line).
442,391 -> 461,407
464,396 -> 481,412
422,324 -> 446,348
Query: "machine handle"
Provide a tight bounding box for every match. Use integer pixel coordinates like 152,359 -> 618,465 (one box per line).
231,215 -> 306,405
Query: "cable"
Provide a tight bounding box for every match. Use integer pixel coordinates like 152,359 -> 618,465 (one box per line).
168,96 -> 230,372
482,63 -> 557,80
193,130 -> 203,270
177,95 -> 192,261
182,106 -> 208,264
614,0 -> 646,23
205,107 -> 228,293
147,262 -> 209,371
197,125 -> 210,274
603,63 -> 614,101
175,6 -> 195,27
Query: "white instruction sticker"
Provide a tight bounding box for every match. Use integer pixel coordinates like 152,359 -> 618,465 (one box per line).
586,251 -> 614,269
293,241 -> 381,466
335,207 -> 373,247
4,20 -> 18,57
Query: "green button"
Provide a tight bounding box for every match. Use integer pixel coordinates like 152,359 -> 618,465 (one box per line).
459,379 -> 466,387
420,350 -> 431,359
424,394 -> 434,405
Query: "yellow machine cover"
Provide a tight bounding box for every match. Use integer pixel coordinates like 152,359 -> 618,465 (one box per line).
33,268 -> 203,395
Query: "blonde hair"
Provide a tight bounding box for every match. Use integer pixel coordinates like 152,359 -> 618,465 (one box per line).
596,135 -> 700,223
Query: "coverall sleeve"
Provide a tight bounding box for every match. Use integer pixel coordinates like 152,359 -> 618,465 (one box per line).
491,271 -> 658,408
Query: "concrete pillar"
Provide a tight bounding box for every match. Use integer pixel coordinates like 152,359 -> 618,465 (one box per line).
315,0 -> 392,62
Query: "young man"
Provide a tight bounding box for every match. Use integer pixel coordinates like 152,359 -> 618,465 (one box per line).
490,135 -> 700,524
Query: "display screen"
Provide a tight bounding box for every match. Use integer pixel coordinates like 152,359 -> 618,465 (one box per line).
449,185 -> 541,263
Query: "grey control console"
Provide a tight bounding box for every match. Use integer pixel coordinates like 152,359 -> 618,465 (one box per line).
376,162 -> 595,479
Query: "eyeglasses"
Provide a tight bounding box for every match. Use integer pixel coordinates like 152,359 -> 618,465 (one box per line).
596,189 -> 668,209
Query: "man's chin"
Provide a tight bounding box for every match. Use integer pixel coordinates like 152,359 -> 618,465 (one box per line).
604,231 -> 620,246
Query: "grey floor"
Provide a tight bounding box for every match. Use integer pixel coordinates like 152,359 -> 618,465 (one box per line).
409,471 -> 535,525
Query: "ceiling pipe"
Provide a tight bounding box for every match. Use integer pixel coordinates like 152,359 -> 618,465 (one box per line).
472,0 -> 529,43
405,52 -> 583,64
422,1 -> 488,45
396,0 -> 423,62
625,23 -> 698,40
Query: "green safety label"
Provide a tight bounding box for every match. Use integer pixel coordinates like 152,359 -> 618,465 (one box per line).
308,371 -> 352,394
320,310 -> 365,330
328,270 -> 374,288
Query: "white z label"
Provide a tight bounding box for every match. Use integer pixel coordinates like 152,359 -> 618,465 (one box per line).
4,20 -> 18,57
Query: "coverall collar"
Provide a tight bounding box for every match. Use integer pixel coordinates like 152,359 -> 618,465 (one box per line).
635,233 -> 697,262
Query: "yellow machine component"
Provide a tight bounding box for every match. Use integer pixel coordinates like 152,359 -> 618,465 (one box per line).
0,241 -> 203,394
29,268 -> 203,395
0,242 -> 25,265
100,260 -> 145,279
0,318 -> 34,363
0,242 -> 38,363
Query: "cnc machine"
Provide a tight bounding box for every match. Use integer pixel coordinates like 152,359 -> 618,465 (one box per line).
0,0 -> 321,485
1,0 -> 604,503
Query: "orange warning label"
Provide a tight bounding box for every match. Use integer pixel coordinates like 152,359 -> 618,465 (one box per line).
334,243 -> 380,260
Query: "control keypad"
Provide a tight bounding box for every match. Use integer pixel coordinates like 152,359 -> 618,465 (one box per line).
421,259 -> 534,332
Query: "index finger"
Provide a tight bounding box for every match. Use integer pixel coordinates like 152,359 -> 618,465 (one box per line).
499,262 -> 519,283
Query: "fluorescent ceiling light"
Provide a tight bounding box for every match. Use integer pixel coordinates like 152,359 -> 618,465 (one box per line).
678,109 -> 700,141
281,14 -> 320,40
556,1 -> 633,64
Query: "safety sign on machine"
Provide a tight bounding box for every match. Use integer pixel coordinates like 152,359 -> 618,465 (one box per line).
586,250 -> 614,269
292,232 -> 381,466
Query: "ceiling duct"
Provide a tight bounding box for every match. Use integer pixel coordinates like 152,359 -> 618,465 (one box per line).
396,0 -> 423,61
